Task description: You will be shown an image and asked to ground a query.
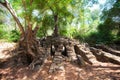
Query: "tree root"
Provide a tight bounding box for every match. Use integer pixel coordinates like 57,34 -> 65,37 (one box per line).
13,36 -> 120,74
29,47 -> 48,70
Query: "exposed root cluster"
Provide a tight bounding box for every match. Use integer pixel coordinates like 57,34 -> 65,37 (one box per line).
14,36 -> 120,73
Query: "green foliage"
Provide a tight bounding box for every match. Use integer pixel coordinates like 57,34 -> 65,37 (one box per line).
37,26 -> 47,38
0,25 -> 20,42
72,0 -> 120,44
0,25 -> 5,39
86,32 -> 114,44
59,26 -> 77,38
73,29 -> 90,42
1,0 -> 119,45
94,0 -> 120,44
84,20 -> 116,44
0,0 -> 5,3
8,30 -> 20,42
0,24 -> 12,41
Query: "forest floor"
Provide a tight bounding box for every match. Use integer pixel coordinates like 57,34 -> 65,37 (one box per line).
0,42 -> 120,80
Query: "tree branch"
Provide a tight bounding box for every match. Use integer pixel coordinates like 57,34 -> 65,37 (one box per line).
0,0 -> 25,36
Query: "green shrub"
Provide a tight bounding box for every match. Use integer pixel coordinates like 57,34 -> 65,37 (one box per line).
0,25 -> 8,39
9,30 -> 20,42
0,27 -> 4,39
37,27 -> 47,38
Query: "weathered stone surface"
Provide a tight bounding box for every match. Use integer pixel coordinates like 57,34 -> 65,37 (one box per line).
74,45 -> 93,65
95,44 -> 120,57
39,36 -> 93,73
90,47 -> 120,65
66,45 -> 77,61
76,55 -> 86,66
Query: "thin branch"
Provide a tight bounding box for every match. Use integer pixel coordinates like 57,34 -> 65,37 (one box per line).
30,0 -> 33,5
22,0 -> 27,29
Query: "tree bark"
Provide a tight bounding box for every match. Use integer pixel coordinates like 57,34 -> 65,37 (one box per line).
53,14 -> 59,37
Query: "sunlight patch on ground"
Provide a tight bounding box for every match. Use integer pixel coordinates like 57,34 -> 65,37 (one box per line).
0,42 -> 16,59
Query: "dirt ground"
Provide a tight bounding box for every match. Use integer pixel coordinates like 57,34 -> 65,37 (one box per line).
0,42 -> 120,80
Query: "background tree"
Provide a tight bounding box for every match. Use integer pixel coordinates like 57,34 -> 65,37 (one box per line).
90,0 -> 120,44
38,0 -> 74,37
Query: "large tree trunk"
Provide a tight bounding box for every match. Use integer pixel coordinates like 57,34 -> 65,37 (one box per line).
53,14 -> 59,37
0,0 -> 44,69
0,0 -> 36,56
